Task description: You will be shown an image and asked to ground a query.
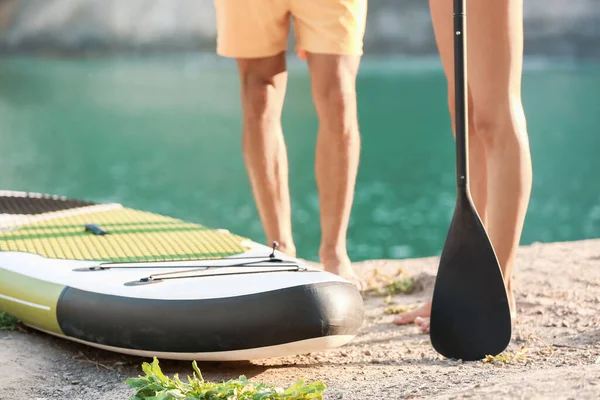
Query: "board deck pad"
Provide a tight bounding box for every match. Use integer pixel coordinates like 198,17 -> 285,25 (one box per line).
0,191 -> 250,262
0,191 -> 95,215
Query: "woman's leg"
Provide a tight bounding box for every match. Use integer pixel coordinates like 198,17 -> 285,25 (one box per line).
394,0 -> 532,331
393,91 -> 486,326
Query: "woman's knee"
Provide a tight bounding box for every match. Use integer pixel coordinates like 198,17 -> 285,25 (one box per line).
447,87 -> 528,149
446,91 -> 476,139
471,97 -> 528,149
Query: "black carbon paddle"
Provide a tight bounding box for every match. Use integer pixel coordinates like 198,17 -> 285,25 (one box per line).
429,0 -> 512,361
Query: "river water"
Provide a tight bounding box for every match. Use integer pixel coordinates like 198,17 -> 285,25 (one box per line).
0,55 -> 598,262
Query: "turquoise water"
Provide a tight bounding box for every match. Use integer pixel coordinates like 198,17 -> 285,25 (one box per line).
0,55 -> 598,262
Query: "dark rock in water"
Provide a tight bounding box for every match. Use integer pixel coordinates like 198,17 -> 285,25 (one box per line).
0,0 -> 598,58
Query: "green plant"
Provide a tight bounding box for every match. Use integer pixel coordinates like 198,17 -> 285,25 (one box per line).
483,344 -> 529,364
377,277 -> 415,295
126,357 -> 326,400
482,333 -> 556,365
383,305 -> 412,315
0,312 -> 20,330
364,266 -> 415,296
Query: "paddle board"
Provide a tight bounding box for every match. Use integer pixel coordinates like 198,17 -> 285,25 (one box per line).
0,190 -> 364,361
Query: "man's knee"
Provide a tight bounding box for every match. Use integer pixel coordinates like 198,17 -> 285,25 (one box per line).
315,87 -> 359,134
237,54 -> 287,120
315,83 -> 356,113
240,74 -> 274,120
310,56 -> 360,131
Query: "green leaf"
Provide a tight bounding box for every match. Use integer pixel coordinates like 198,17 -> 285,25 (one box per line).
150,358 -> 171,384
145,393 -> 170,400
163,389 -> 186,399
0,312 -> 20,330
141,361 -> 154,377
191,360 -> 204,382
126,358 -> 326,400
126,377 -> 153,390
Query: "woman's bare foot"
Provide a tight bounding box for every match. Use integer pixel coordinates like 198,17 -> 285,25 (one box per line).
320,250 -> 366,292
392,301 -> 432,325
415,317 -> 430,333
405,303 -> 516,336
508,289 -> 517,321
392,289 -> 516,331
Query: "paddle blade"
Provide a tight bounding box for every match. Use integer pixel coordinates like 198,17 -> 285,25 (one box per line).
430,191 -> 512,361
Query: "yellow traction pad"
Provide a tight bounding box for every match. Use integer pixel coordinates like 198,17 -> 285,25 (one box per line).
0,204 -> 250,262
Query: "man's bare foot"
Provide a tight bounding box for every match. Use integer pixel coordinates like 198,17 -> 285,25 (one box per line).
273,242 -> 296,258
393,301 -> 431,325
330,263 -> 367,292
320,251 -> 366,292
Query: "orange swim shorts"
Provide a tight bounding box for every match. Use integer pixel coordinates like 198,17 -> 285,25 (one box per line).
214,0 -> 368,59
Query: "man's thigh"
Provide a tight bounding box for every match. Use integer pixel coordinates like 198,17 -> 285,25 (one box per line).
214,0 -> 291,59
291,0 -> 368,56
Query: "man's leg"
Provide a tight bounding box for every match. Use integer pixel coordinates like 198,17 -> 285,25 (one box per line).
214,0 -> 296,255
291,0 -> 368,288
306,54 -> 363,288
237,55 -> 296,256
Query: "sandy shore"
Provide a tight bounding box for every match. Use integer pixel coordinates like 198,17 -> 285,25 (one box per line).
1,239 -> 599,399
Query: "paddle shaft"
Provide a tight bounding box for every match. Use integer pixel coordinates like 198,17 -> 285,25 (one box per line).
428,0 -> 513,361
454,0 -> 468,190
